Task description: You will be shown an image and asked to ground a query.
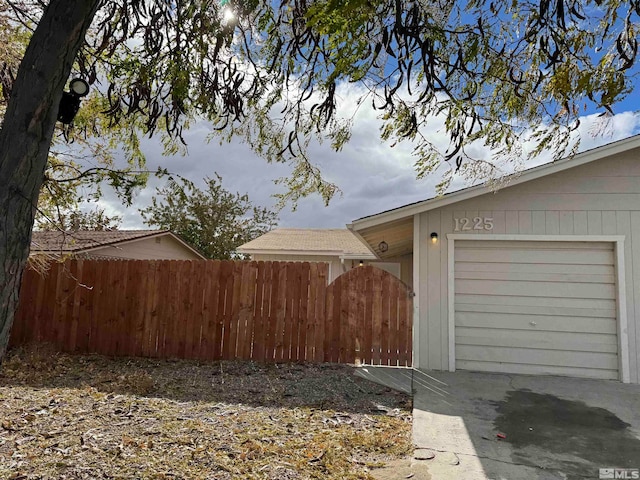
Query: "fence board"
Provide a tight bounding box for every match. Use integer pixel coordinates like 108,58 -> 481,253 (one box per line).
203,261 -> 219,360
12,260 -> 412,367
252,262 -> 265,362
297,263 -> 310,361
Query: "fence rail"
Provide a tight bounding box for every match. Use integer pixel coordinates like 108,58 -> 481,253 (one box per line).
11,260 -> 412,366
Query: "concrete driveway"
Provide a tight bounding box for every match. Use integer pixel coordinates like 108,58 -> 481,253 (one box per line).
356,367 -> 640,480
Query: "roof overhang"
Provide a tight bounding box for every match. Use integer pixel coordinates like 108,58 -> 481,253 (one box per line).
237,248 -> 376,259
33,231 -> 206,260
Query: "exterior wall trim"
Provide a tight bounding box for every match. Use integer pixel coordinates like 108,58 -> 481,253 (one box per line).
446,233 -> 629,383
413,214 -> 421,368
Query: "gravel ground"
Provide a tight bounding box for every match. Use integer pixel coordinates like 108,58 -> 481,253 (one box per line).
0,346 -> 412,479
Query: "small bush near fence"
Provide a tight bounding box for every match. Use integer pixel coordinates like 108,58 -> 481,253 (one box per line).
11,260 -> 412,366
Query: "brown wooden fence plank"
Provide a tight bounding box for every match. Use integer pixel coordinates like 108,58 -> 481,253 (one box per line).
205,261 -> 222,361
165,261 -> 182,358
188,260 -> 205,360
238,262 -> 255,360
297,262 -> 310,361
399,289 -> 410,366
282,263 -> 296,362
219,261 -> 233,359
380,272 -> 391,365
263,262 -> 277,362
214,261 -> 230,360
141,261 -> 158,357
77,259 -> 97,354
67,260 -> 84,352
52,261 -> 69,349
355,266 -> 366,365
127,261 -> 147,356
252,261 -> 266,362
330,276 -> 343,363
102,261 -> 116,355
84,261 -> 101,353
174,261 -> 190,358
94,261 -> 111,355
314,263 -> 327,363
274,262 -> 288,362
153,261 -> 169,357
388,278 -> 399,366
226,262 -> 242,359
304,263 -> 317,362
122,261 -> 139,357
371,268 -> 383,364
113,261 -> 129,356
186,260 -> 201,359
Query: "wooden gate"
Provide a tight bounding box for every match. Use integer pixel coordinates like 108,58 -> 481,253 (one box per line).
325,265 -> 413,366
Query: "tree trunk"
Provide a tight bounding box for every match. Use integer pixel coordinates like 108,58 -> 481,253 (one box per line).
0,0 -> 100,362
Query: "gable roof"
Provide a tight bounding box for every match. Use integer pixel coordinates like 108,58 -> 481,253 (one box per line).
237,228 -> 376,259
350,134 -> 640,230
30,230 -> 206,259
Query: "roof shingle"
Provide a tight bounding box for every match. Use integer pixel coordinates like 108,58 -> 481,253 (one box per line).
237,228 -> 375,257
30,230 -> 170,254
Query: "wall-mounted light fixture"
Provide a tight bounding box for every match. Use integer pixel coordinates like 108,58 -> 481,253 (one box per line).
57,78 -> 90,124
378,241 -> 388,253
430,232 -> 438,244
359,260 -> 364,267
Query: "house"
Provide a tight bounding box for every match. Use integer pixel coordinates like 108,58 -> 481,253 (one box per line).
30,230 -> 205,260
349,134 -> 640,384
236,228 -> 412,284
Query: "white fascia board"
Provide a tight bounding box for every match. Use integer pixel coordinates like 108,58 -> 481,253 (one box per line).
351,135 -> 640,231
339,253 -> 377,260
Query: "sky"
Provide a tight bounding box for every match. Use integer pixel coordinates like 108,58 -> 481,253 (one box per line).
94,106 -> 640,231
89,88 -> 640,232
70,2 -> 640,232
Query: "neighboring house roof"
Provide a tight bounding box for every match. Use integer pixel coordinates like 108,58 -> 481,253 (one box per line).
349,134 -> 640,231
30,230 -> 206,259
237,228 -> 376,259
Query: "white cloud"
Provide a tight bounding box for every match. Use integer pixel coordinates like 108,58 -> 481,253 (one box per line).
85,85 -> 640,230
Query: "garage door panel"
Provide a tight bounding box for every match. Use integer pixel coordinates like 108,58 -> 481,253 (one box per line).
458,240 -> 613,251
454,240 -> 618,380
455,262 -> 613,276
456,294 -> 616,312
455,270 -> 614,284
456,248 -> 613,265
456,330 -> 618,353
455,279 -> 615,299
456,312 -> 617,334
456,345 -> 618,371
455,360 -> 619,380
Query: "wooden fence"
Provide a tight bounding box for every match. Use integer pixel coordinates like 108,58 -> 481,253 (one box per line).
10,260 -> 412,366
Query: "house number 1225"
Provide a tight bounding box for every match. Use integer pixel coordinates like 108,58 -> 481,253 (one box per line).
454,217 -> 494,231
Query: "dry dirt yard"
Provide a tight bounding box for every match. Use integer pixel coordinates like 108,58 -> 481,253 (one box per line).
0,346 -> 412,479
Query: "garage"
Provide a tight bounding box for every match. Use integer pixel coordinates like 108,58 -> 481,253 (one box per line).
453,240 -> 618,380
350,135 -> 640,383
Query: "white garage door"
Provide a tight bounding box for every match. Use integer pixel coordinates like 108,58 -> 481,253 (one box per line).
454,240 -> 618,380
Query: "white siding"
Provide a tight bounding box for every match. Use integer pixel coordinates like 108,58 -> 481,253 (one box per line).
417,147 -> 640,383
454,240 -> 618,380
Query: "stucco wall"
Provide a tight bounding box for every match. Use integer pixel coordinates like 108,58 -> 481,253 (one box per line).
415,146 -> 640,383
88,235 -> 201,260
